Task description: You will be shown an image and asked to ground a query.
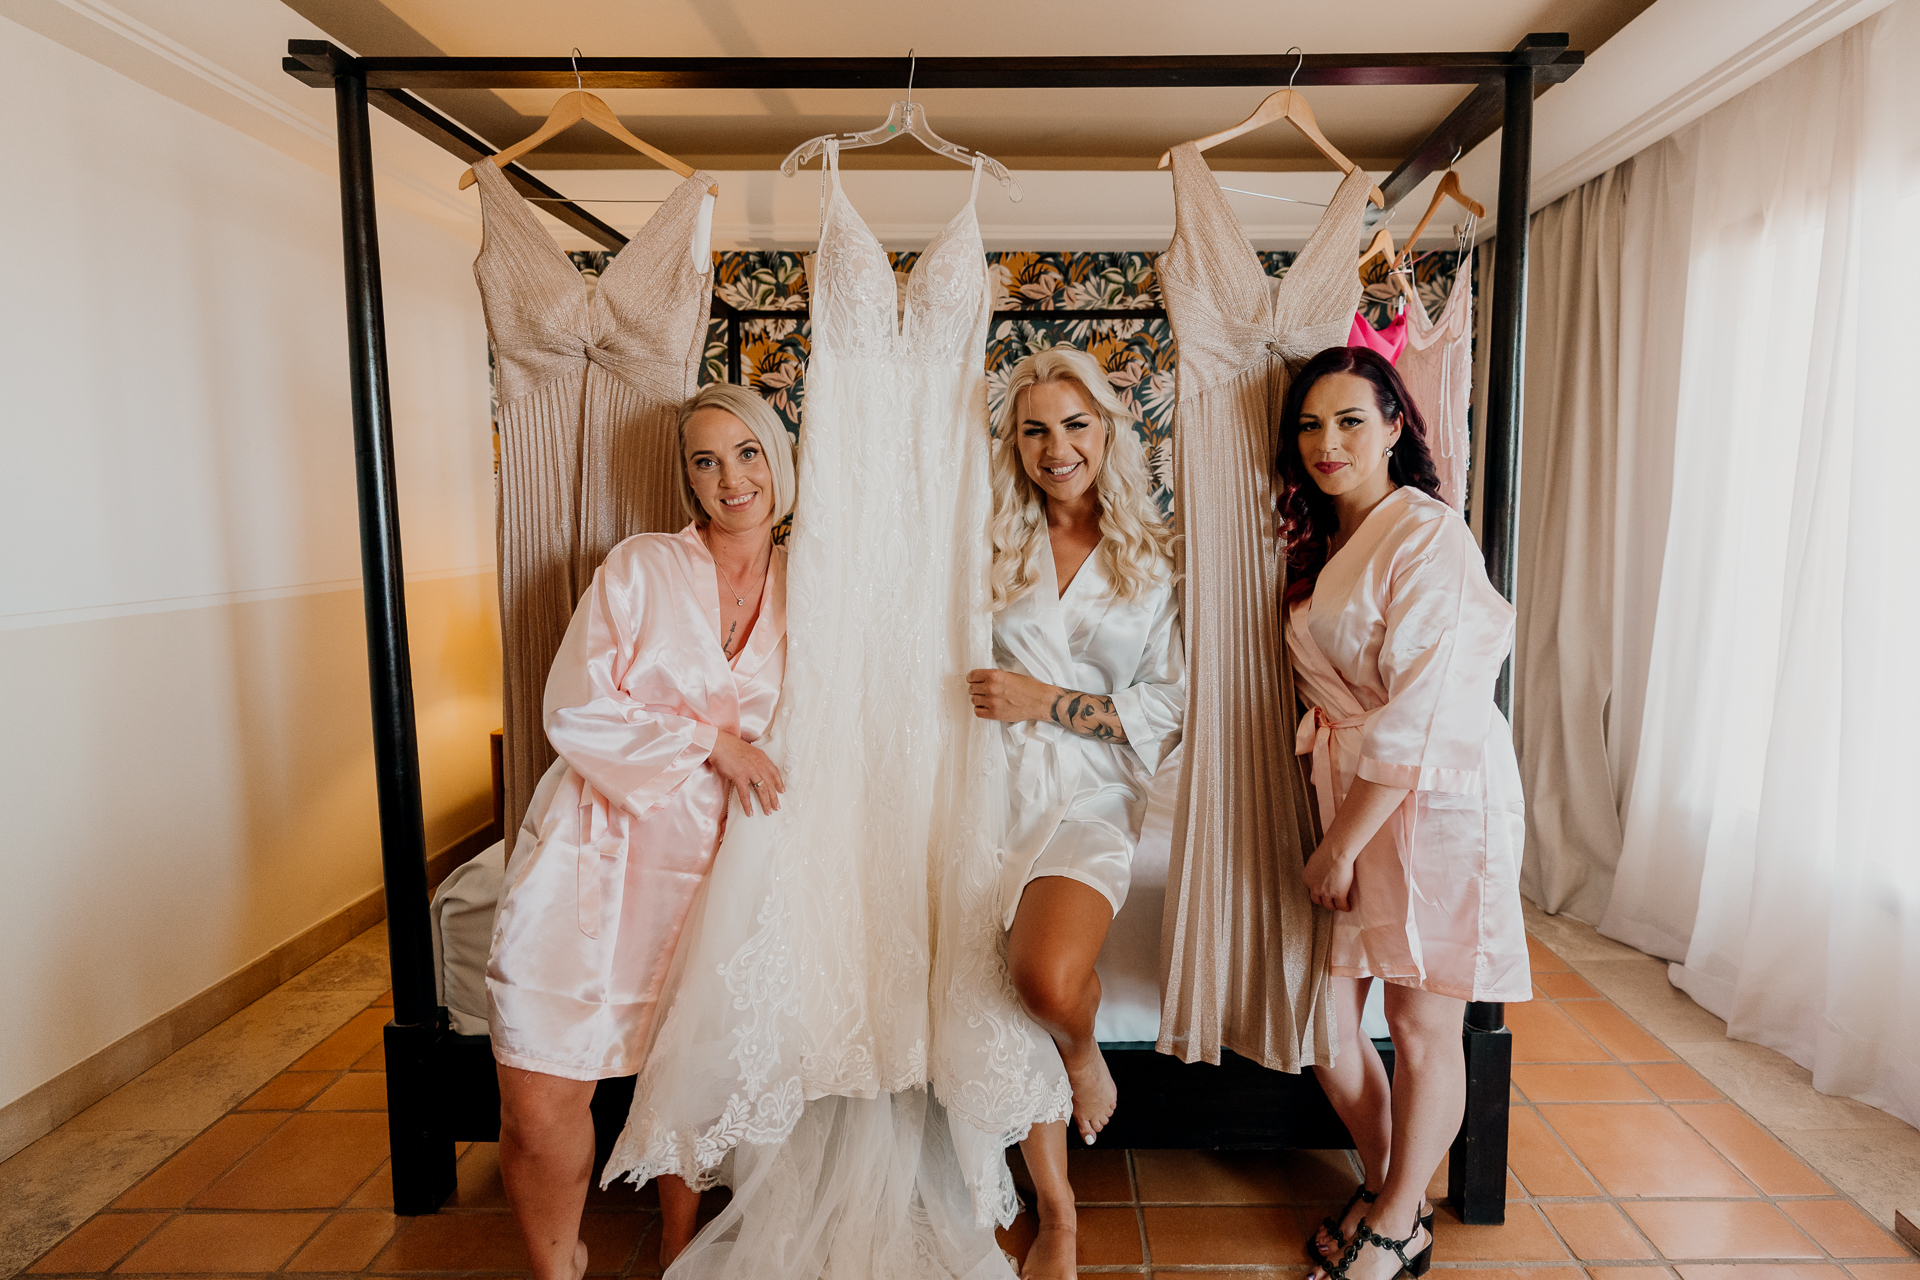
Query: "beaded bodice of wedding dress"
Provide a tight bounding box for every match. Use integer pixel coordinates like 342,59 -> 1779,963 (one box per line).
602,143 -> 1069,1278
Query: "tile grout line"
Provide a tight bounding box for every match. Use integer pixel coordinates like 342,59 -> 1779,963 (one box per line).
1524,940 -> 1920,1272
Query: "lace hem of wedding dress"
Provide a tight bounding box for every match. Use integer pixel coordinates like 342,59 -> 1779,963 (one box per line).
650,1092 -> 1031,1280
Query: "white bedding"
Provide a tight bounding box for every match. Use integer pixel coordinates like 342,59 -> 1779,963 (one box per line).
432,748 -> 1386,1047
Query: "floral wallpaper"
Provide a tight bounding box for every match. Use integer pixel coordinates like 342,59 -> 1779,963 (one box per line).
564,246 -> 1473,519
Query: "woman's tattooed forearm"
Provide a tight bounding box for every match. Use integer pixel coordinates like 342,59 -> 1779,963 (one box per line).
1048,690 -> 1129,743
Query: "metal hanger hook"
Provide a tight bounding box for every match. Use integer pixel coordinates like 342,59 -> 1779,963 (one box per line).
1451,145 -> 1463,169
1286,47 -> 1304,90
570,48 -> 583,92
906,48 -> 915,110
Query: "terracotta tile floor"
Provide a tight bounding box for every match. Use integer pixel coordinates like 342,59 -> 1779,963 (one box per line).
11,932 -> 1920,1277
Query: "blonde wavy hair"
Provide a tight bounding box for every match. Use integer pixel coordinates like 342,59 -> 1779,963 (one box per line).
675,382 -> 796,526
990,346 -> 1174,610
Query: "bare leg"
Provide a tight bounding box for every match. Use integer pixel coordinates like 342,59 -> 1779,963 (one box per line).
1017,1120 -> 1077,1280
497,1064 -> 596,1280
1007,877 -> 1116,1143
1311,984 -> 1462,1280
657,1175 -> 701,1268
1310,977 -> 1394,1254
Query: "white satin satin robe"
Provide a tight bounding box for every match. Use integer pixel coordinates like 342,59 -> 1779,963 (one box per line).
1286,487 -> 1530,1003
994,536 -> 1185,927
487,526 -> 788,1080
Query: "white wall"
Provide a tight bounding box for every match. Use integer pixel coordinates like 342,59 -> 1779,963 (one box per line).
0,14 -> 499,1111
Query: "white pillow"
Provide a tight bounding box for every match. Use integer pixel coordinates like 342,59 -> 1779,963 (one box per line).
431,839 -> 507,1037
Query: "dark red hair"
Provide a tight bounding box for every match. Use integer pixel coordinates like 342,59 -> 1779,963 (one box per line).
1277,345 -> 1442,604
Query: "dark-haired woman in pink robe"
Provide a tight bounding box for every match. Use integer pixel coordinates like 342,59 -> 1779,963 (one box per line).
1278,346 -> 1528,1280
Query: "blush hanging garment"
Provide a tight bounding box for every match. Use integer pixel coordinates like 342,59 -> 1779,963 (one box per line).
471,161 -> 717,833
1348,307 -> 1409,363
1154,142 -> 1370,1071
1397,265 -> 1474,511
604,142 -> 1068,1278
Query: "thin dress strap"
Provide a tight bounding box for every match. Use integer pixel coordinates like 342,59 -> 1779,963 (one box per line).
968,152 -> 984,202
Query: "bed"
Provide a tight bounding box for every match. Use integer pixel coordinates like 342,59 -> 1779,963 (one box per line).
283,36 -> 1569,1226
426,750 -> 1501,1191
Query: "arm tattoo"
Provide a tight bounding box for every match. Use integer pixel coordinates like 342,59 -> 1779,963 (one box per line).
1048,690 -> 1129,743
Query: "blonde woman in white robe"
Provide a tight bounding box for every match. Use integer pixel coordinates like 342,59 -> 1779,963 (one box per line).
967,347 -> 1184,1280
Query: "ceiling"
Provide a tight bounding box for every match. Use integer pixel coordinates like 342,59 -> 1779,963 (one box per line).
284,0 -> 1656,171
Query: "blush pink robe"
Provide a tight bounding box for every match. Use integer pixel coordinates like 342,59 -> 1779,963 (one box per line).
1286,487 -> 1529,1003
488,525 -> 788,1080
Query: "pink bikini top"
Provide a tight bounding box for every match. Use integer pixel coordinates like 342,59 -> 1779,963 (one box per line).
1348,309 -> 1408,364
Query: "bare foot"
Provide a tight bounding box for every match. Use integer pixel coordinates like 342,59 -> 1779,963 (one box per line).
1022,1223 -> 1077,1279
1061,1043 -> 1117,1144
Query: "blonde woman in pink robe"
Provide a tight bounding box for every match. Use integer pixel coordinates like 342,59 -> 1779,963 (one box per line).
486,382 -> 794,1280
1277,347 -> 1528,1280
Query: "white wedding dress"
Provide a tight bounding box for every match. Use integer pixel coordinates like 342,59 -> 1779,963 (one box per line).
602,141 -> 1071,1278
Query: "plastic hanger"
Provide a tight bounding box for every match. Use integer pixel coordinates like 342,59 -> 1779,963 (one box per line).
1156,49 -> 1385,209
1391,157 -> 1484,267
781,52 -> 1023,201
459,51 -> 713,194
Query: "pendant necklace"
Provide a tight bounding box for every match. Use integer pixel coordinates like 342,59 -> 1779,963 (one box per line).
716,551 -> 762,608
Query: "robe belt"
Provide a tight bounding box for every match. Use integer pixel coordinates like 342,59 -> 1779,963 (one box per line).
1296,704 -> 1370,837
1294,704 -> 1437,913
576,780 -> 629,939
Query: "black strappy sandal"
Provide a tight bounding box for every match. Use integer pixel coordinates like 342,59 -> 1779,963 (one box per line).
1308,1185 -> 1376,1266
1326,1216 -> 1434,1280
1308,1189 -> 1435,1268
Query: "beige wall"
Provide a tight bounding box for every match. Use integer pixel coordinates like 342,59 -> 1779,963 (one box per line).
0,15 -> 498,1112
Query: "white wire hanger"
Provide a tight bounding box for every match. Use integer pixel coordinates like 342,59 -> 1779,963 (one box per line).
780,52 -> 1023,202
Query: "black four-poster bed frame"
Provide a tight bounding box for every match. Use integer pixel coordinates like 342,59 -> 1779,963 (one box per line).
282,37 -> 1579,1224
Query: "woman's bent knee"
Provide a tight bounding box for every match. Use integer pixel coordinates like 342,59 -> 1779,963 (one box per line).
1011,961 -> 1090,1031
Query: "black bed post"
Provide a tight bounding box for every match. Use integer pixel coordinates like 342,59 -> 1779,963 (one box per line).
330,60 -> 458,1215
1449,37 -> 1549,1228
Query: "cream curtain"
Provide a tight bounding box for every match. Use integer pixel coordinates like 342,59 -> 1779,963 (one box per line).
1510,152 -> 1691,923
1581,2 -> 1920,1127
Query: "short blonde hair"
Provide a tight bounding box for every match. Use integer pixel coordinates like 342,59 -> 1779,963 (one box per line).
675,382 -> 795,525
990,346 -> 1174,609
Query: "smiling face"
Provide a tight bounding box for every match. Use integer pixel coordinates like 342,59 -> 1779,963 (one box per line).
683,407 -> 777,536
1296,371 -> 1403,501
1014,377 -> 1107,509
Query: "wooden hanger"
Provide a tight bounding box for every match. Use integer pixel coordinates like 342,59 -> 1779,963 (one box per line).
1356,227 -> 1396,276
459,55 -> 712,194
1157,76 -> 1385,209
1391,170 -> 1484,267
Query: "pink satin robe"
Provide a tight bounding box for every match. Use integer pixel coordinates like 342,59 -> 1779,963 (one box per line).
1286,487 -> 1530,1002
487,526 -> 787,1080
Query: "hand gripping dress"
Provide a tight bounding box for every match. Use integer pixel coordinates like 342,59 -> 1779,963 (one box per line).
472,161 -> 717,833
602,143 -> 1068,1279
487,528 -> 788,1080
1154,143 -> 1372,1070
1286,487 -> 1529,1002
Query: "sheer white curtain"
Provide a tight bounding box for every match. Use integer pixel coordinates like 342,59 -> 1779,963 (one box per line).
1596,0 -> 1920,1127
